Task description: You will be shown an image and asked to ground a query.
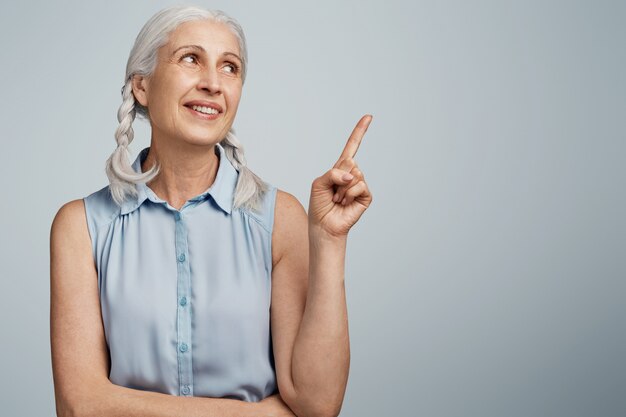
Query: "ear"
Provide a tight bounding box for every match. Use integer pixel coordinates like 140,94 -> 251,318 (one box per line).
131,74 -> 149,107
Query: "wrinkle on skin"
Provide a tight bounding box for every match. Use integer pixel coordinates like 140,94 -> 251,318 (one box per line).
130,19 -> 244,209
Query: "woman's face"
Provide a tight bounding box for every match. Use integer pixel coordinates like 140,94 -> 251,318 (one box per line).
132,19 -> 243,147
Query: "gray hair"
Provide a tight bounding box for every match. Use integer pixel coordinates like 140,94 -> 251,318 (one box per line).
105,5 -> 268,212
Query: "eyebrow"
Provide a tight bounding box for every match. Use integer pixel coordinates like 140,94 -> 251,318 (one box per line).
171,44 -> 242,63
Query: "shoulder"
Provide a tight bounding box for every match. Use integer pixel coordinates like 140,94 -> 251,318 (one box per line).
83,185 -> 120,224
272,189 -> 308,265
274,189 -> 307,222
51,199 -> 86,231
50,198 -> 91,255
51,185 -> 120,250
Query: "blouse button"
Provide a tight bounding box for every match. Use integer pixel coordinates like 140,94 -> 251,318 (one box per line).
182,385 -> 190,395
174,212 -> 181,221
179,343 -> 188,352
179,297 -> 187,306
178,253 -> 186,262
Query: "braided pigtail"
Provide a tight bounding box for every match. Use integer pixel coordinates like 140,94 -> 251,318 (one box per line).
105,77 -> 160,207
106,5 -> 253,208
220,128 -> 269,212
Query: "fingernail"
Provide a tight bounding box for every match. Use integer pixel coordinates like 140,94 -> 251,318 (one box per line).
333,193 -> 339,202
341,197 -> 347,205
342,173 -> 354,181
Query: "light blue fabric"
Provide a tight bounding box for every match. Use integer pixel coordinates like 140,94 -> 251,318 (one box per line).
83,143 -> 278,401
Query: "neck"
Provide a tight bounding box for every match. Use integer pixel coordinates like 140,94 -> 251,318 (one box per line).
141,135 -> 221,211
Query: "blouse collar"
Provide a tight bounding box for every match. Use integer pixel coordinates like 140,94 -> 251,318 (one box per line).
120,142 -> 238,215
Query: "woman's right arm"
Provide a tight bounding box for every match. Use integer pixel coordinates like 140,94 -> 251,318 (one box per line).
50,199 -> 294,417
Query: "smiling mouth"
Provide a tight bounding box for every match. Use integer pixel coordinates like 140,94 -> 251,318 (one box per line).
185,105 -> 222,119
189,105 -> 219,115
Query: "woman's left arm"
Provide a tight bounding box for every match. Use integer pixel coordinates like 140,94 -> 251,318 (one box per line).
270,116 -> 373,417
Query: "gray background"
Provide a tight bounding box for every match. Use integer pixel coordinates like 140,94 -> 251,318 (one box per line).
1,0 -> 624,416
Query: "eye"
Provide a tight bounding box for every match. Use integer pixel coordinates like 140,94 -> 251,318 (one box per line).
180,53 -> 198,64
223,62 -> 240,74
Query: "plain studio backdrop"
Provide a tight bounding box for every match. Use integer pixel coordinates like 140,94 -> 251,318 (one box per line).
0,0 -> 624,416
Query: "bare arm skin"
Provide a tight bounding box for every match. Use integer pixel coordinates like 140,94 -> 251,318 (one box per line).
50,199 -> 294,417
270,116 -> 373,417
270,192 -> 350,417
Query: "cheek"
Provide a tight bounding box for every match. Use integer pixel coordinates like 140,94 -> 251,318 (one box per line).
226,86 -> 243,109
154,79 -> 187,116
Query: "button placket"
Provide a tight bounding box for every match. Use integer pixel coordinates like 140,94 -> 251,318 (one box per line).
174,211 -> 193,396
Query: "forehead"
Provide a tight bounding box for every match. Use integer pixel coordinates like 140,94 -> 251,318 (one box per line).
165,19 -> 240,55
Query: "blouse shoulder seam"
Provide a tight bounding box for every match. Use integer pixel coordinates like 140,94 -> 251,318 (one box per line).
240,208 -> 271,234
103,210 -> 121,229
85,188 -> 123,233
238,185 -> 277,235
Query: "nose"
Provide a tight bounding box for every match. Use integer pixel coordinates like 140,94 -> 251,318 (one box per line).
197,66 -> 221,95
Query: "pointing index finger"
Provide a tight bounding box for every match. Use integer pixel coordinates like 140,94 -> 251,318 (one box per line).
337,114 -> 372,163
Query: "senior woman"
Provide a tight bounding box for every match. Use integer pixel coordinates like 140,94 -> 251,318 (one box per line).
50,5 -> 372,417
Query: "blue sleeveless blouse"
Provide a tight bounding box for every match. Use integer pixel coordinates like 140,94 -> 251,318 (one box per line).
83,143 -> 278,401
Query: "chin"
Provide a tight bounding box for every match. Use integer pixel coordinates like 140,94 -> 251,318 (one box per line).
184,138 -> 222,148
180,129 -> 227,146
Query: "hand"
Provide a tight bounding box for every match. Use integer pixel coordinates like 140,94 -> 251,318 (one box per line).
308,114 -> 373,238
259,393 -> 297,416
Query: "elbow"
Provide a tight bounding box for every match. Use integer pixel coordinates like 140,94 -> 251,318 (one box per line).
54,401 -> 73,417
301,407 -> 342,417
55,395 -> 81,417
55,396 -> 87,417
277,375 -> 344,417
55,380 -> 111,417
54,386 -> 79,417
314,403 -> 343,417
288,394 -> 344,417
300,388 -> 345,417
62,396 -> 99,417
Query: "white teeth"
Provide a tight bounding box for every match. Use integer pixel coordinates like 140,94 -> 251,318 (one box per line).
191,105 -> 219,115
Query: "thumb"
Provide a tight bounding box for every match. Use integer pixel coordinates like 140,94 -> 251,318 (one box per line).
314,168 -> 354,189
